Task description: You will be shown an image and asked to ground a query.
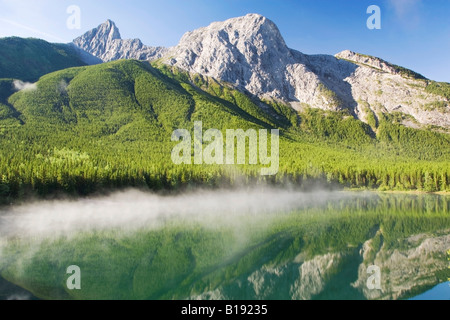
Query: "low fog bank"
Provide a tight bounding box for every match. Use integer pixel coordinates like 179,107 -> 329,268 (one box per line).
0,187 -> 367,240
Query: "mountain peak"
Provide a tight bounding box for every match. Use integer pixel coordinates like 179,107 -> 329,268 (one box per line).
237,13 -> 280,31
101,19 -> 119,35
95,19 -> 121,41
73,20 -> 167,62
73,20 -> 121,58
210,13 -> 286,45
104,19 -> 116,26
175,13 -> 288,51
243,13 -> 264,19
165,14 -> 294,99
235,13 -> 270,25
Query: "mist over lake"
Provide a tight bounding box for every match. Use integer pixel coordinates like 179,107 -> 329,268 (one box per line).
0,188 -> 448,300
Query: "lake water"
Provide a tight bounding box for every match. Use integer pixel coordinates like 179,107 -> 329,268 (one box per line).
410,282 -> 449,300
0,189 -> 448,300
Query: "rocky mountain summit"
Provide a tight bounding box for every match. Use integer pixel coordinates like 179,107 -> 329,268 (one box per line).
72,14 -> 450,129
73,19 -> 167,62
165,14 -> 304,101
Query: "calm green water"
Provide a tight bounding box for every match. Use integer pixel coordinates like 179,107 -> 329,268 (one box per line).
0,189 -> 448,300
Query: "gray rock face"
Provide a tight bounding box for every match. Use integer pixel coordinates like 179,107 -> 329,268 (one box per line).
333,51 -> 449,129
164,14 -> 330,109
352,232 -> 450,300
166,14 -> 300,99
336,50 -> 406,76
162,14 -> 449,128
189,233 -> 449,300
73,20 -> 168,62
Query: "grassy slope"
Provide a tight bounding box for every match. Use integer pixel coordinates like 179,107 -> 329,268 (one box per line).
0,59 -> 449,201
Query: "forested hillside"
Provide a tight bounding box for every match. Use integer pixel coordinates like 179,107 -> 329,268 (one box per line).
0,60 -> 448,202
0,37 -> 88,82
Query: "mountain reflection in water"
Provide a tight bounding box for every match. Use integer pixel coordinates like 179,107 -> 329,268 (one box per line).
0,189 -> 448,300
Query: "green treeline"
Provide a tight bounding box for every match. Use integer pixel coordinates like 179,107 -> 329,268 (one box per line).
0,60 -> 449,201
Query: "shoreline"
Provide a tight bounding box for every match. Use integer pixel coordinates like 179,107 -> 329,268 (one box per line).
343,188 -> 450,195
1,186 -> 449,207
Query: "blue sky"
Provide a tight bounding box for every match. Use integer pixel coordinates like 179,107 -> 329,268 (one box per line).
1,0 -> 449,82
